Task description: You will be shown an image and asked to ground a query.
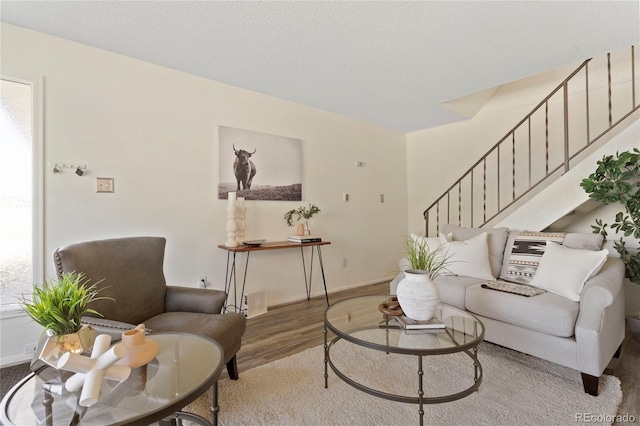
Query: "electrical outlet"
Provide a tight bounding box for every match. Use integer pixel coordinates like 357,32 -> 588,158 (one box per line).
199,276 -> 207,288
342,258 -> 348,267
24,343 -> 38,355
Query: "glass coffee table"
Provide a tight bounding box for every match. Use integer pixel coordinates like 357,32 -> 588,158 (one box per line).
1,333 -> 223,426
324,296 -> 484,426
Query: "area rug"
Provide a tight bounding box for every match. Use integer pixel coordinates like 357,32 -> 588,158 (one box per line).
185,340 -> 622,425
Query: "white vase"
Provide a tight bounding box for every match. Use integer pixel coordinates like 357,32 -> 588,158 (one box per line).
396,270 -> 440,321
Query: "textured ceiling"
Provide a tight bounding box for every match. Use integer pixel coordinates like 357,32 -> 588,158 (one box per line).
1,1 -> 639,132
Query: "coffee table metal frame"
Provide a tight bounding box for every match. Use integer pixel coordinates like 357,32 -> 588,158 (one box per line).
0,332 -> 224,426
323,296 -> 484,426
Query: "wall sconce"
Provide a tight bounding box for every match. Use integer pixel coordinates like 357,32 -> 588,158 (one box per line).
49,162 -> 87,175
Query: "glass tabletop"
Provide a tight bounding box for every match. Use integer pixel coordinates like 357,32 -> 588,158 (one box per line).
1,333 -> 223,426
325,296 -> 484,355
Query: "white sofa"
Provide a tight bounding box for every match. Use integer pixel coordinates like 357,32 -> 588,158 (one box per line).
390,224 -> 626,396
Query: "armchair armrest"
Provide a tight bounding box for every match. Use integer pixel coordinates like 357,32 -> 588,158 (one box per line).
165,286 -> 227,314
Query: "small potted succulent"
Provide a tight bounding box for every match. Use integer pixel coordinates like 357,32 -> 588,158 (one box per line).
284,203 -> 320,235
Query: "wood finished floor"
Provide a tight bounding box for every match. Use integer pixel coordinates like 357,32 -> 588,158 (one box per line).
230,281 -> 640,422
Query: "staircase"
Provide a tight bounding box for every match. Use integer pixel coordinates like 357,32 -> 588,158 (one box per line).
424,46 -> 639,235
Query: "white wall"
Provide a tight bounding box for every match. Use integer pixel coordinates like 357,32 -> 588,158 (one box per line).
407,46 -> 639,235
0,23 -> 408,365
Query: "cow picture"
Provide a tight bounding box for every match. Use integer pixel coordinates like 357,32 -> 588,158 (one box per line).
233,144 -> 257,190
218,126 -> 302,201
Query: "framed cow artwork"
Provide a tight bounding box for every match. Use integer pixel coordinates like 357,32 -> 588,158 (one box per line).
218,126 -> 302,201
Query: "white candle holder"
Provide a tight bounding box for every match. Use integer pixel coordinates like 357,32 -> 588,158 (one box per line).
236,197 -> 246,244
226,192 -> 238,247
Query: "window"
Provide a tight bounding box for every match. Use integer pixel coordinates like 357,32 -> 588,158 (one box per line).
0,73 -> 43,313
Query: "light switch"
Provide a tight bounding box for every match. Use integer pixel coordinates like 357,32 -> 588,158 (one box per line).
96,178 -> 114,193
343,193 -> 349,202
380,194 -> 385,203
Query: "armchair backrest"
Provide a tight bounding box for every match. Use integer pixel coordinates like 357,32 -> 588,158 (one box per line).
54,237 -> 168,325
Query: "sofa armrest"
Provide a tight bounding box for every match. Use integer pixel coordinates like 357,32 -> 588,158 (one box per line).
574,257 -> 626,376
389,258 -> 411,294
399,257 -> 410,272
165,286 -> 227,314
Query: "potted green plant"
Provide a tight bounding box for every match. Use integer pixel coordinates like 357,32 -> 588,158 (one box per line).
580,148 -> 640,341
19,272 -> 110,355
284,203 -> 320,235
396,235 -> 451,320
403,234 -> 451,279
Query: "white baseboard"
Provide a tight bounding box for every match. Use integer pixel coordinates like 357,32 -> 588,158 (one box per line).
270,276 -> 395,308
1,353 -> 31,368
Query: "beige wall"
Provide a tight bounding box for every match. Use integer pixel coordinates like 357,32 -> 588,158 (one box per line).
0,23 -> 408,365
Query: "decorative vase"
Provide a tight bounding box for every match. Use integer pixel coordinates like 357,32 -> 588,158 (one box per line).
395,270 -> 440,321
30,325 -> 98,383
116,324 -> 159,369
304,220 -> 311,235
296,223 -> 305,236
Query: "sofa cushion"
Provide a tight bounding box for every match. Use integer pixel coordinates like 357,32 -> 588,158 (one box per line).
499,231 -> 566,284
563,233 -> 604,250
442,225 -> 509,278
529,241 -> 609,302
145,311 -> 246,364
465,284 -> 580,337
438,232 -> 495,280
434,274 -> 486,310
410,232 -> 451,253
499,231 -> 605,285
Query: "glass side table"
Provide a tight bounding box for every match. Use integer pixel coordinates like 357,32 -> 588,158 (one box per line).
1,333 -> 223,426
324,296 -> 484,426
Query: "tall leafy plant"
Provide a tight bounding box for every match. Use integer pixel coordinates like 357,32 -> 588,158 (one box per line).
580,148 -> 640,284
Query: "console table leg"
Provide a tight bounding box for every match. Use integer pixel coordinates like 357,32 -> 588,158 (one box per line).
223,251 -> 231,311
300,247 -> 311,300
316,246 -> 329,305
239,252 -> 250,314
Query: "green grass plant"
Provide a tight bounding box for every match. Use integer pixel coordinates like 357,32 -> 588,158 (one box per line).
19,272 -> 110,336
403,234 -> 452,280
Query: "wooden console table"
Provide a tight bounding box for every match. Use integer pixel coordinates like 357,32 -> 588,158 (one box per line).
217,241 -> 331,313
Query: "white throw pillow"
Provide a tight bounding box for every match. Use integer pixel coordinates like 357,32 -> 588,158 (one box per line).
401,233 -> 453,272
529,241 -> 608,302
410,233 -> 448,252
438,232 -> 495,280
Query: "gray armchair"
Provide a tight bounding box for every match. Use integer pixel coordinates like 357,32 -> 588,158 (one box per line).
53,236 -> 246,379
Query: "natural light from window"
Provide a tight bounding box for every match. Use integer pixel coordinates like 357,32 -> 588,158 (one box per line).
0,78 -> 33,311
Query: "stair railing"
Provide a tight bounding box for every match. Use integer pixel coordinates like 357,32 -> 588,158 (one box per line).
424,46 -> 639,236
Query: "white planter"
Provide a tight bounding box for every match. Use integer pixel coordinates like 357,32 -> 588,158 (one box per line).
396,270 -> 440,321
